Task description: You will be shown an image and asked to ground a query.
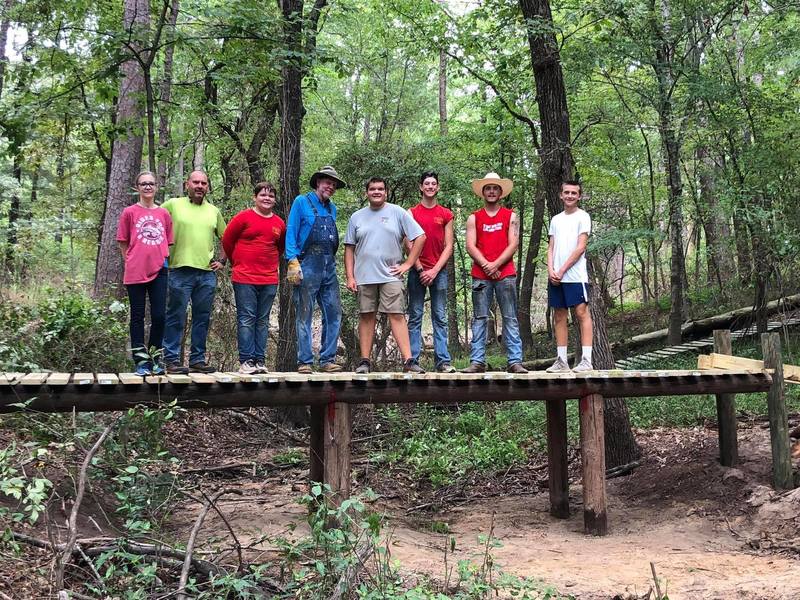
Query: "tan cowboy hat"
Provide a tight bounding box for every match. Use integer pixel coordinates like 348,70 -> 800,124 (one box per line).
310,165 -> 348,189
471,172 -> 513,198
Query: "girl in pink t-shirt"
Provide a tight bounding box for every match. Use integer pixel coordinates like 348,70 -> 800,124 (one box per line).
116,171 -> 173,375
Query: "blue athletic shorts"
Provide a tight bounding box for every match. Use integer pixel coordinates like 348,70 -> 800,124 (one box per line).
548,281 -> 590,309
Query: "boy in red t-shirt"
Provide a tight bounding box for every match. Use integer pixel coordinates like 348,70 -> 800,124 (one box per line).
406,171 -> 455,372
461,172 -> 527,374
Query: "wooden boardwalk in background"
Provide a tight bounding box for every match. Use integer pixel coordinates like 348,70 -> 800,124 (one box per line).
615,317 -> 800,369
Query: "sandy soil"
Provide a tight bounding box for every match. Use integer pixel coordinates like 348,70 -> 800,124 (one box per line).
161,415 -> 800,600
4,411 -> 798,599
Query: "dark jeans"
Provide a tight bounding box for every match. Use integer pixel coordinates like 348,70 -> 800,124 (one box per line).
126,268 -> 168,363
163,267 -> 217,365
233,283 -> 277,363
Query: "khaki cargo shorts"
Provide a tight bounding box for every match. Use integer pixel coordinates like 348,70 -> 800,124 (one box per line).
358,281 -> 405,314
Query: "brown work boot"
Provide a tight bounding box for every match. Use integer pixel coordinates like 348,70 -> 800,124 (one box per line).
507,362 -> 528,374
460,362 -> 485,374
320,362 -> 343,373
297,364 -> 313,374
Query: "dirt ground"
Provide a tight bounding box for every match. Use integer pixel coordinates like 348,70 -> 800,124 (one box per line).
159,412 -> 800,600
4,411 -> 799,599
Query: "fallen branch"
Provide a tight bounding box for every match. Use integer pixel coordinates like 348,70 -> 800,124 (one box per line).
201,488 -> 244,573
56,418 -> 120,590
606,460 -> 641,479
224,408 -> 308,445
177,488 -> 241,600
11,532 -> 226,578
328,541 -> 375,600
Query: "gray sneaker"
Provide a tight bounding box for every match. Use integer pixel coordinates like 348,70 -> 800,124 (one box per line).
572,358 -> 594,373
354,359 -> 371,374
545,357 -> 571,373
238,360 -> 258,375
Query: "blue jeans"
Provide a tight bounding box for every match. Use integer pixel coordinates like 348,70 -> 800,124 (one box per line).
294,252 -> 341,366
163,267 -> 217,365
407,269 -> 451,367
126,267 -> 168,363
233,283 -> 277,363
469,276 -> 523,366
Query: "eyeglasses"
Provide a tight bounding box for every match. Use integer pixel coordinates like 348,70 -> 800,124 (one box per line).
138,182 -> 156,188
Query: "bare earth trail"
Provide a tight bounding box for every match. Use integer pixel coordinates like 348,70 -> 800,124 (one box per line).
167,421 -> 800,600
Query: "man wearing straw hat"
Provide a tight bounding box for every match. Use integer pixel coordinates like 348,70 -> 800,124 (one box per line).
285,166 -> 346,374
461,172 -> 528,374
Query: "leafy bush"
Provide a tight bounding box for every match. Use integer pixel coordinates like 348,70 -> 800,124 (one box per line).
0,286 -> 128,371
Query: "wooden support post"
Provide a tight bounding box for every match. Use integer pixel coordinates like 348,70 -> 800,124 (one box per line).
713,329 -> 738,466
309,404 -> 324,484
323,402 -> 352,505
546,399 -> 569,518
579,393 -> 607,536
761,333 -> 794,490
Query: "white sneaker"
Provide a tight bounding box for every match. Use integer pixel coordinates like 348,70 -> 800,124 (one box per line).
546,357 -> 571,373
239,360 -> 258,375
572,358 -> 593,373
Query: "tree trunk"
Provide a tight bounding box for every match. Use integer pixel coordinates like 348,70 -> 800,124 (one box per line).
519,0 -> 575,217
276,0 -> 304,378
156,0 -> 180,196
438,48 -> 448,136
652,0 -> 686,345
93,0 -> 150,297
521,0 -> 639,466
518,182 -> 547,352
4,153 -> 21,269
589,266 -> 641,467
0,0 -> 11,100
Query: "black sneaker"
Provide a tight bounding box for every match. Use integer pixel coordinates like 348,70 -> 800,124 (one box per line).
166,362 -> 189,375
403,358 -> 425,374
354,358 -> 371,374
189,362 -> 216,374
254,360 -> 268,374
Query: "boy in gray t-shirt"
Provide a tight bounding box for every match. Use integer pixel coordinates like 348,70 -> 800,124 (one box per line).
344,177 -> 426,373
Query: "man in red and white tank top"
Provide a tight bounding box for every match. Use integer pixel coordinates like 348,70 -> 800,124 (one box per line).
461,172 -> 527,374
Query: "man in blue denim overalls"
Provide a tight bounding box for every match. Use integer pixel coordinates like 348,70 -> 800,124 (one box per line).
285,166 -> 346,374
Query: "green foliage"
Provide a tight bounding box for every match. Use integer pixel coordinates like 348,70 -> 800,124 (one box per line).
0,286 -> 127,372
378,404 -> 537,486
0,443 -> 52,524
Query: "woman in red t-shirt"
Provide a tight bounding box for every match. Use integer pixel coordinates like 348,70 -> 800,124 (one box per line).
222,182 -> 286,374
116,171 -> 173,375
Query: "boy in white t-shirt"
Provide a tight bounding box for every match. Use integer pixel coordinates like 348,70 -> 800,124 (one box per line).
546,181 -> 594,373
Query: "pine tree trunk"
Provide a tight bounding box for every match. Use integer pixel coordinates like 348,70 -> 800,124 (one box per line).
93,0 -> 150,297
156,0 -> 180,196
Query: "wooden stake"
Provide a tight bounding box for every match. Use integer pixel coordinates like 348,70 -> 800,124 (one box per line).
580,393 -> 607,535
323,402 -> 351,506
761,333 -> 794,490
546,399 -> 569,518
713,330 -> 738,466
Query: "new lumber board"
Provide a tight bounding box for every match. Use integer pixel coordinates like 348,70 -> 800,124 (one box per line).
46,373 -> 71,386
20,373 -> 49,386
0,373 -> 24,386
698,353 -> 798,379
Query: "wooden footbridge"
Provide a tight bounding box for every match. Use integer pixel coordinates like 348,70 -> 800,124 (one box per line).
3,335 -> 786,537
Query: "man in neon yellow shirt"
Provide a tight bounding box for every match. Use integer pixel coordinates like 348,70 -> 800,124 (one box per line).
162,171 -> 227,373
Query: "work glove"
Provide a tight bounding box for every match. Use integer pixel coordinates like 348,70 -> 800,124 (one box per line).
286,258 -> 303,285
